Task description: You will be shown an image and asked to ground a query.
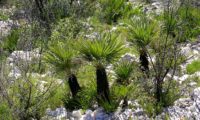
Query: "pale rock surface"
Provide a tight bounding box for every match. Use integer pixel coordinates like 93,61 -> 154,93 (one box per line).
121,53 -> 137,62
72,110 -> 83,119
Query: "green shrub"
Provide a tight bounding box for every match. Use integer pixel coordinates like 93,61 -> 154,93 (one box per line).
99,100 -> 118,113
161,1 -> 200,42
63,81 -> 97,111
7,76 -> 56,120
134,79 -> 180,117
29,60 -> 47,74
192,76 -> 200,87
114,60 -> 134,85
31,0 -> 96,23
51,17 -> 83,41
63,96 -> 82,110
177,4 -> 200,41
186,60 -> 200,74
0,0 -> 18,5
0,102 -> 12,120
161,80 -> 180,107
47,85 -> 65,110
63,88 -> 96,111
99,85 -> 128,113
98,0 -> 133,24
76,80 -> 97,110
77,64 -> 96,87
139,90 -> 179,117
111,84 -> 128,99
2,29 -> 20,53
0,12 -> 9,21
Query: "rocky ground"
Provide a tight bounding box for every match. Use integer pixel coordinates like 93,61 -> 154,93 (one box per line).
39,1 -> 200,119
41,39 -> 200,120
5,37 -> 197,120
1,0 -> 200,120
43,87 -> 200,120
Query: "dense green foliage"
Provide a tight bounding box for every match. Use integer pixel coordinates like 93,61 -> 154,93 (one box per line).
114,60 -> 134,84
44,41 -> 78,73
2,29 -> 20,53
0,102 -> 12,120
186,60 -> 200,74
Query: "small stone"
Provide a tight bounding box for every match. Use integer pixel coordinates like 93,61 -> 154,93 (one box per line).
191,87 -> 200,101
189,82 -> 197,87
175,98 -> 193,108
181,46 -> 192,57
72,110 -> 82,119
179,74 -> 189,84
121,53 -> 137,62
82,110 -> 93,120
193,50 -> 199,55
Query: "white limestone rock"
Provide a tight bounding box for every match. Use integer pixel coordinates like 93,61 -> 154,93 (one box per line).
46,107 -> 67,119
72,110 -> 82,119
121,53 -> 137,62
181,46 -> 193,57
179,74 -> 189,84
8,49 -> 40,63
81,110 -> 93,120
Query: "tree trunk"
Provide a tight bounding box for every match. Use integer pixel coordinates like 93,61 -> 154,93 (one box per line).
96,67 -> 110,103
122,96 -> 128,109
156,77 -> 162,102
35,0 -> 44,20
139,50 -> 149,72
68,74 -> 81,97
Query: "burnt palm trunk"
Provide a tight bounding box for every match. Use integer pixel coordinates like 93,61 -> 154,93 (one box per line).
122,96 -> 128,109
35,0 -> 45,20
68,74 -> 81,97
156,77 -> 162,103
139,49 -> 149,72
96,66 -> 110,103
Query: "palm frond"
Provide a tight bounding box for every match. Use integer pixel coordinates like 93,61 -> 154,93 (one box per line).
114,60 -> 134,83
44,41 -> 77,73
126,16 -> 157,48
99,0 -> 128,24
79,32 -> 125,65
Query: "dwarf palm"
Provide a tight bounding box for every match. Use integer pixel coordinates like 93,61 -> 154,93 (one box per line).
44,41 -> 81,97
79,32 -> 125,103
126,16 -> 156,72
99,0 -> 132,24
114,60 -> 134,108
114,60 -> 134,85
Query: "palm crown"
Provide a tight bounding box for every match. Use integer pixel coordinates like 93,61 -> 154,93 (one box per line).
126,16 -> 156,48
44,41 -> 81,97
125,16 -> 156,72
44,41 -> 78,74
114,60 -> 134,82
79,32 -> 125,66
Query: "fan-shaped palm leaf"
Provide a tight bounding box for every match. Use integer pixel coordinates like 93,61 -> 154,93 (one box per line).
80,32 -> 125,65
44,41 -> 77,73
114,60 -> 134,85
44,41 -> 81,97
126,16 -> 156,48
